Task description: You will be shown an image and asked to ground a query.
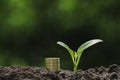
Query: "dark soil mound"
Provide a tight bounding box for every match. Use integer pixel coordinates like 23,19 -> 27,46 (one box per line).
0,64 -> 120,80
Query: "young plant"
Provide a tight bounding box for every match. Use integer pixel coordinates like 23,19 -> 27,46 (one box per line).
57,39 -> 103,73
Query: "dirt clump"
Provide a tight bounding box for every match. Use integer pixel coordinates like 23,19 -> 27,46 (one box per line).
0,64 -> 120,80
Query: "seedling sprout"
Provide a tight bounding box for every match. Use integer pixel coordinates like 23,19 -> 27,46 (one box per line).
57,39 -> 103,73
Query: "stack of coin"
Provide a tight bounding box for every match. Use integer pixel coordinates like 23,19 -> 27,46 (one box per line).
45,58 -> 60,71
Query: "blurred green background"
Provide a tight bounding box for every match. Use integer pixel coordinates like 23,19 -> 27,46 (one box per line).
0,0 -> 120,70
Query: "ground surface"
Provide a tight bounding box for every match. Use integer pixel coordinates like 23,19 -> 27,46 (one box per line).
0,64 -> 119,80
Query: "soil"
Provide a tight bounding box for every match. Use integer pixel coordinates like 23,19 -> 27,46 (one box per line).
0,64 -> 120,80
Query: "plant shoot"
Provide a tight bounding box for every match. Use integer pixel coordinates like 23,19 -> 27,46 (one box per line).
57,39 -> 103,73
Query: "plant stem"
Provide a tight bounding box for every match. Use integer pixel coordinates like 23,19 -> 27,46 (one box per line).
73,64 -> 78,73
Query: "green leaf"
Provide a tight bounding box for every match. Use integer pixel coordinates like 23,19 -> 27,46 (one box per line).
77,39 -> 103,53
57,41 -> 75,63
57,41 -> 70,50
